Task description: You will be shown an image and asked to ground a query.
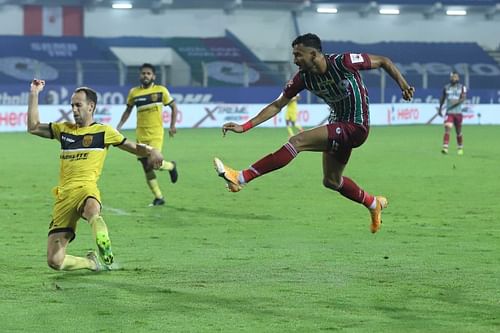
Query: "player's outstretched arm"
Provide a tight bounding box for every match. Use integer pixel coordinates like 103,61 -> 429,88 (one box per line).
368,55 -> 415,101
222,94 -> 290,136
118,140 -> 164,169
27,79 -> 52,138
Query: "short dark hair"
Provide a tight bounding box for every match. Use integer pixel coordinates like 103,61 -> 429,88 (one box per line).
141,63 -> 156,74
74,86 -> 97,113
292,33 -> 322,52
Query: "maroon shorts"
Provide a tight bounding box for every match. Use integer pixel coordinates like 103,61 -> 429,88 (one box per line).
444,113 -> 463,127
326,123 -> 369,164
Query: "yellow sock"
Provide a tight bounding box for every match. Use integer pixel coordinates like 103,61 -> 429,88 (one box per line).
60,255 -> 95,271
287,126 -> 294,137
89,215 -> 109,242
147,178 -> 163,199
160,161 -> 174,171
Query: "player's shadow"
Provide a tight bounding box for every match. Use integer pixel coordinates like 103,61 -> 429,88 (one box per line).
48,272 -> 288,321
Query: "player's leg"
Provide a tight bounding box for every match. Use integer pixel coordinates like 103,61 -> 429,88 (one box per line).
286,119 -> 294,137
321,123 -> 386,233
455,114 -> 464,154
442,115 -> 453,154
47,190 -> 99,271
321,151 -> 373,206
82,197 -> 113,265
160,160 -> 178,183
293,120 -> 304,133
137,136 -> 168,204
152,137 -> 178,183
322,153 -> 387,233
214,126 -> 330,192
47,231 -> 97,271
139,157 -> 164,205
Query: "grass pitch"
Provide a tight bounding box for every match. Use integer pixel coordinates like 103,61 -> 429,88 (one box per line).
0,126 -> 499,332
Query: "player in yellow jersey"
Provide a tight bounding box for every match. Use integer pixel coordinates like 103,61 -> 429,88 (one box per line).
285,94 -> 303,137
28,79 -> 164,272
117,63 -> 179,206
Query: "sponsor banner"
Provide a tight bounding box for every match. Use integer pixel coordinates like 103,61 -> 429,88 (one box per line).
1,103 -> 498,132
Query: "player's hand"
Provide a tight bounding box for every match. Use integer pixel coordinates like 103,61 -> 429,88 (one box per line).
169,127 -> 176,138
401,86 -> 415,101
222,122 -> 243,136
30,79 -> 45,93
148,149 -> 164,170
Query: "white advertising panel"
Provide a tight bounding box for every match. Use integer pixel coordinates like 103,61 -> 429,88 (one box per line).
0,103 -> 497,132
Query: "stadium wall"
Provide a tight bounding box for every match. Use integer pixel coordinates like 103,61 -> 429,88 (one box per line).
1,103 -> 497,132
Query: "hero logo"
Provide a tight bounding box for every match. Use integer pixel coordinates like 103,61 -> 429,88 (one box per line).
387,105 -> 419,123
162,110 -> 183,125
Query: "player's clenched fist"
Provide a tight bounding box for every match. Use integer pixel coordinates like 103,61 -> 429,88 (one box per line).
401,86 -> 415,101
30,79 -> 46,93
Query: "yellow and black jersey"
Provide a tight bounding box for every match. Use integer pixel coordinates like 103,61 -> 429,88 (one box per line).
49,122 -> 126,188
126,84 -> 174,130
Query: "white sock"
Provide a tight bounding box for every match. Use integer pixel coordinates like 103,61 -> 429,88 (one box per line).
238,172 -> 246,185
369,198 -> 377,209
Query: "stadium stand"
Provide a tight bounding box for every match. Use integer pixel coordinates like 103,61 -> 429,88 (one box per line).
0,32 -> 281,87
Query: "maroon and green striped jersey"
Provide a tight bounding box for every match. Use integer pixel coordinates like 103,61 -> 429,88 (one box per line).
283,53 -> 372,126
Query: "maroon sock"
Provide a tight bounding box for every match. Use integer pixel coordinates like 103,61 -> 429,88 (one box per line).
443,132 -> 450,146
242,142 -> 298,183
337,177 -> 375,208
457,133 -> 463,147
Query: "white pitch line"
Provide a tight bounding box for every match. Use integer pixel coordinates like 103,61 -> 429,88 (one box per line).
103,206 -> 131,216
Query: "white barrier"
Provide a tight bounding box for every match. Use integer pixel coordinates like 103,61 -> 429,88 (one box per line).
0,103 -> 497,132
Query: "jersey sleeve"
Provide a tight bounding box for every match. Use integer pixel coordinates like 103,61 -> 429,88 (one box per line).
104,125 -> 126,147
162,86 -> 174,105
283,72 -> 305,99
49,122 -> 64,141
126,88 -> 135,107
340,53 -> 372,72
461,85 -> 467,97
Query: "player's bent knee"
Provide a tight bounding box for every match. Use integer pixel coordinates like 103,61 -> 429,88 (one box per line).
323,177 -> 341,190
288,134 -> 305,150
444,123 -> 453,129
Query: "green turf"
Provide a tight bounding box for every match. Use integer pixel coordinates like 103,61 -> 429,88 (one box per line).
1,126 -> 499,332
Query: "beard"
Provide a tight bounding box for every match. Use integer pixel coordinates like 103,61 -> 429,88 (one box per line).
141,78 -> 153,87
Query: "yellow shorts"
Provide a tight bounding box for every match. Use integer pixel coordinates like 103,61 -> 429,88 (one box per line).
48,185 -> 101,240
137,127 -> 164,151
285,110 -> 298,122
